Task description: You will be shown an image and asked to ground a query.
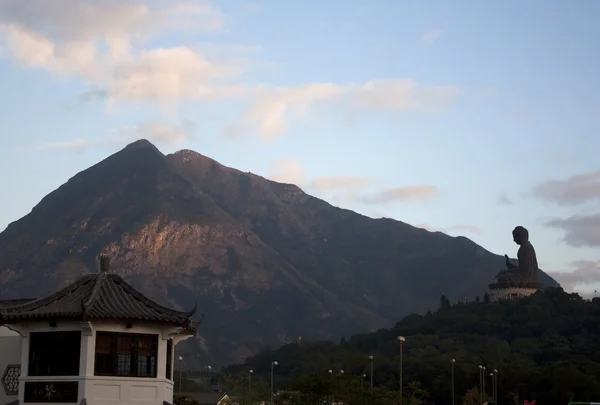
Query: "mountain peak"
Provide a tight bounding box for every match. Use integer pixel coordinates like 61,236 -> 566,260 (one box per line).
122,138 -> 161,153
0,142 -> 560,368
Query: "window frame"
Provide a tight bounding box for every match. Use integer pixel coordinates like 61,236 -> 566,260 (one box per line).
28,331 -> 82,377
94,332 -> 159,378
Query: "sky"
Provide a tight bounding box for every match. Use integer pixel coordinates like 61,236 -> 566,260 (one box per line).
0,0 -> 599,295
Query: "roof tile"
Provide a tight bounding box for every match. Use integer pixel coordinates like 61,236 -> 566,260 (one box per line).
0,272 -> 198,331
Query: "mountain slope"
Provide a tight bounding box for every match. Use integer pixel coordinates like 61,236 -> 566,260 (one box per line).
0,140 -> 558,366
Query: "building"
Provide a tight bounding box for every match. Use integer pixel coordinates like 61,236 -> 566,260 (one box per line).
488,286 -> 538,302
0,255 -> 199,405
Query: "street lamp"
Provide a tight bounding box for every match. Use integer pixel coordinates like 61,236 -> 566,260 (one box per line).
451,359 -> 455,405
397,336 -> 405,405
489,373 -> 494,404
177,356 -> 184,396
328,369 -> 333,375
493,369 -> 498,404
248,369 -> 253,390
340,370 -> 344,375
270,361 -> 279,404
206,365 -> 212,392
478,365 -> 483,405
368,355 -> 374,396
482,366 -> 486,398
360,374 -> 366,393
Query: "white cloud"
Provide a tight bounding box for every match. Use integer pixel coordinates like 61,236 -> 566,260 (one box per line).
447,225 -> 482,235
544,213 -> 600,248
0,0 -> 243,109
421,29 -> 442,43
228,80 -> 459,141
119,121 -> 196,145
36,121 -> 196,151
549,260 -> 600,291
268,158 -> 307,185
268,158 -> 440,205
1,0 -> 460,144
225,83 -> 347,140
37,138 -> 91,152
0,0 -> 224,41
532,171 -> 600,206
414,223 -> 482,235
361,185 -> 440,204
311,176 -> 378,192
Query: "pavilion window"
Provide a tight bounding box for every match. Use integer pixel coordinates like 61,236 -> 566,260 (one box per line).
166,339 -> 173,380
28,331 -> 81,376
94,332 -> 158,378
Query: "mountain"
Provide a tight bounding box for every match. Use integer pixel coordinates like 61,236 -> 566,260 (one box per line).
0,140 -> 558,366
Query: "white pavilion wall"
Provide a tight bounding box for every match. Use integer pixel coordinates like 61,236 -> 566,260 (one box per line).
0,326 -> 22,405
12,320 -> 182,405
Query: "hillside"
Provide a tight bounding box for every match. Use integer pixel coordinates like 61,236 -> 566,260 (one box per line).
0,139 -> 557,366
225,288 -> 600,405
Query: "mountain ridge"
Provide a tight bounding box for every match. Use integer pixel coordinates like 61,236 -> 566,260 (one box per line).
0,139 -> 558,366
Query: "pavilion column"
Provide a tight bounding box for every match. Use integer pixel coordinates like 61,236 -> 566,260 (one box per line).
80,321 -> 95,377
157,334 -> 168,379
17,331 -> 30,405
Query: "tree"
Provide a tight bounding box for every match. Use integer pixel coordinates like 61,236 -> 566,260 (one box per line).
439,295 -> 452,310
224,288 -> 600,405
405,381 -> 429,405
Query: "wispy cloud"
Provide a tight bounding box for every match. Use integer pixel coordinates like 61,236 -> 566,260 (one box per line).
498,193 -> 513,205
421,29 -> 442,43
1,0 -> 459,145
549,260 -> 600,291
360,185 -> 439,204
544,213 -> 600,248
532,171 -> 600,206
268,158 -> 440,205
224,80 -> 459,141
35,121 -> 196,151
414,223 -> 482,236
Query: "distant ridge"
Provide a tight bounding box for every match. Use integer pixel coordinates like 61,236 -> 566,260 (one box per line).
0,140 -> 559,366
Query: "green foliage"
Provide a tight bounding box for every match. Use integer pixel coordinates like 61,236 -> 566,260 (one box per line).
225,288 -> 600,405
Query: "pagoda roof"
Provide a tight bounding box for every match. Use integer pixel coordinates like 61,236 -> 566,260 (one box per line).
0,263 -> 199,331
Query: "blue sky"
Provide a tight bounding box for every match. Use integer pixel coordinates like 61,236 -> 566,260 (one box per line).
1,0 -> 599,293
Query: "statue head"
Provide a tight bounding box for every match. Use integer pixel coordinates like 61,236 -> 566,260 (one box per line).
512,226 -> 529,245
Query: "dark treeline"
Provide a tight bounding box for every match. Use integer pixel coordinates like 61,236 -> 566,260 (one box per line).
218,288 -> 600,405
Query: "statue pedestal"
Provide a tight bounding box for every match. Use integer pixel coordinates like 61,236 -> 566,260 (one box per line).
488,286 -> 538,302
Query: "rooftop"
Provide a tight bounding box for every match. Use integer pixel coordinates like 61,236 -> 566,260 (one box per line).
0,255 -> 199,331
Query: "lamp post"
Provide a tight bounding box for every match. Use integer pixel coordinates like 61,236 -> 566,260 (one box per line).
451,359 -> 455,405
493,369 -> 498,404
206,365 -> 212,392
248,369 -> 253,390
361,374 -> 366,393
478,365 -> 483,405
489,373 -> 494,404
178,356 -> 183,396
482,366 -> 486,399
368,355 -> 374,396
397,336 -> 405,405
270,361 -> 278,404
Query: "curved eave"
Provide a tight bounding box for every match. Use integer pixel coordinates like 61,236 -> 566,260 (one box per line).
186,303 -> 198,317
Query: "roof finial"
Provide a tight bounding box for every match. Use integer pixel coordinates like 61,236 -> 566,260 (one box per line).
99,254 -> 110,273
